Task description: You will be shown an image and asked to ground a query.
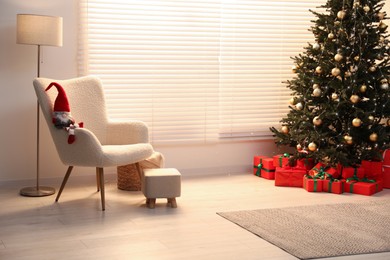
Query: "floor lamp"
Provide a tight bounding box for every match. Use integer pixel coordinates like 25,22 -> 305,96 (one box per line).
17,14 -> 63,197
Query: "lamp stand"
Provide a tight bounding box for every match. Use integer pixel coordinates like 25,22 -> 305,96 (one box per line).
20,45 -> 55,197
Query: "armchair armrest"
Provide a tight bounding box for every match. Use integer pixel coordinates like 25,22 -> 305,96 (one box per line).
106,120 -> 150,145
54,127 -> 104,167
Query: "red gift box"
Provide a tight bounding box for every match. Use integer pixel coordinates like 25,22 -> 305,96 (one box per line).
383,149 -> 390,165
296,158 -> 315,170
275,167 -> 306,187
303,175 -> 323,192
344,180 -> 383,196
341,166 -> 365,180
383,167 -> 390,189
383,150 -> 390,189
361,160 -> 383,180
273,154 -> 292,168
253,156 -> 275,179
253,156 -> 268,176
308,163 -> 340,179
322,179 -> 345,194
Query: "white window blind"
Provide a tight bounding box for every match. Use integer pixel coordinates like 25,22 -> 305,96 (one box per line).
78,0 -> 322,144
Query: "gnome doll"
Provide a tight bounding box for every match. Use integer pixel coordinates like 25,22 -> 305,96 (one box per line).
45,82 -> 83,144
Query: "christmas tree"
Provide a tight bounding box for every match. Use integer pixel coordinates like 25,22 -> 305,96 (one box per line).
270,0 -> 390,167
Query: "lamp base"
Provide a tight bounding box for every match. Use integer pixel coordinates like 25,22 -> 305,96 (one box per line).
20,186 -> 55,197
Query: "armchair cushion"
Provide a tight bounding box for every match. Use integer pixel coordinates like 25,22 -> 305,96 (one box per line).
106,120 -> 150,145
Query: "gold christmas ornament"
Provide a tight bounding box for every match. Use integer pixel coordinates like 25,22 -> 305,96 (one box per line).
313,116 -> 322,126
334,53 -> 343,62
328,33 -> 335,39
331,68 -> 341,76
308,142 -> 317,151
281,126 -> 289,134
354,56 -> 360,61
296,144 -> 302,151
352,118 -> 362,127
369,133 -> 378,142
296,102 -> 303,110
353,0 -> 361,8
359,84 -> 367,93
315,66 -> 323,74
345,71 -> 352,77
292,65 -> 298,73
289,97 -> 296,105
344,135 -> 353,145
369,66 -> 376,72
350,95 -> 360,104
331,93 -> 339,100
363,5 -> 370,13
313,83 -> 320,89
313,88 -> 322,97
379,22 -> 388,30
368,115 -> 375,122
337,10 -> 346,20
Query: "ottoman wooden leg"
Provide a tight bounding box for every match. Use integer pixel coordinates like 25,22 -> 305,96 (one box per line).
167,198 -> 177,208
147,198 -> 156,209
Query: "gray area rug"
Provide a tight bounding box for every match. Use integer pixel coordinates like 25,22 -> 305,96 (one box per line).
218,200 -> 390,259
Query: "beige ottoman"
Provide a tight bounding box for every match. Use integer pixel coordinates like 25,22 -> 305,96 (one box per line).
141,168 -> 181,208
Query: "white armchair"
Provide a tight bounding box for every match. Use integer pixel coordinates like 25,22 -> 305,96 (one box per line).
34,76 -> 154,210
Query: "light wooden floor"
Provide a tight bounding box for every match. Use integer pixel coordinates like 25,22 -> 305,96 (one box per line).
0,172 -> 389,260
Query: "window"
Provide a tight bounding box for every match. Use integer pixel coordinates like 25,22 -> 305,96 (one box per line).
79,0 -> 322,144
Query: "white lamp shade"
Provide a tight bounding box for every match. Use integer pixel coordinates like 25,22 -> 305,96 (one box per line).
17,14 -> 63,46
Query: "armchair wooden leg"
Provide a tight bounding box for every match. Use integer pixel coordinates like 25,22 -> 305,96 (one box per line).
96,168 -> 100,192
55,166 -> 74,202
97,167 -> 105,211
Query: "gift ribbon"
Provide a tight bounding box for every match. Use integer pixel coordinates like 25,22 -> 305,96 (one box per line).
326,179 -> 342,193
304,174 -> 322,191
254,163 -> 263,176
254,163 -> 275,177
278,153 -> 290,167
346,168 -> 359,182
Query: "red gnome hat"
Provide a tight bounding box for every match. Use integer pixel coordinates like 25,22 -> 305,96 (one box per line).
45,82 -> 79,144
45,82 -> 71,112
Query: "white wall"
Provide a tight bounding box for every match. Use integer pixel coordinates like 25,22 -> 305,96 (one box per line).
0,0 -> 283,182
2,0 -> 387,182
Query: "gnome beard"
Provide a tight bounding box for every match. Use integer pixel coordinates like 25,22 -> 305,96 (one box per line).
45,82 -> 83,144
53,111 -> 75,129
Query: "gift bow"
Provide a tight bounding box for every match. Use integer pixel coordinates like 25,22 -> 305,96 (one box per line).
254,163 -> 263,176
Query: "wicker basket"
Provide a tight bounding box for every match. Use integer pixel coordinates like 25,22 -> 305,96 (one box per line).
117,164 -> 141,191
117,152 -> 164,191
